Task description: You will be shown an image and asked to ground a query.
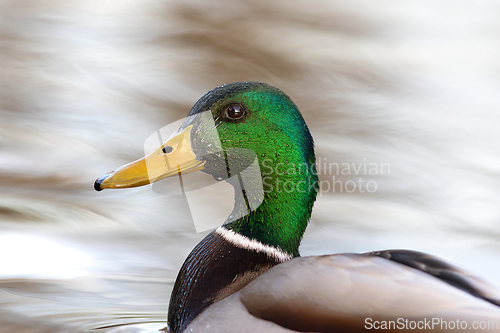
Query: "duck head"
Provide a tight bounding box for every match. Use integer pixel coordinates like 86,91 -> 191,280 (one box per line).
95,81 -> 318,257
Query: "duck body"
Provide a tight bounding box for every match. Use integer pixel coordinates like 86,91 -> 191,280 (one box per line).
95,82 -> 500,332
187,252 -> 500,332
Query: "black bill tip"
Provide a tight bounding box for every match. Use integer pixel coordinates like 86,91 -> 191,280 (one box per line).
94,174 -> 111,191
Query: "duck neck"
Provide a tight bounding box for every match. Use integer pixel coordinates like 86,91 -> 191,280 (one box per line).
223,155 -> 318,258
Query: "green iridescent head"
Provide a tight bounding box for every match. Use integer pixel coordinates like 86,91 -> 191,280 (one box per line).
185,82 -> 318,256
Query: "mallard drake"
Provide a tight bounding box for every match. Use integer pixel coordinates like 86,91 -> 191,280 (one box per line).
95,82 -> 500,332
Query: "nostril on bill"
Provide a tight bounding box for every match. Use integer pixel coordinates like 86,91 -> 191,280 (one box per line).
162,146 -> 173,154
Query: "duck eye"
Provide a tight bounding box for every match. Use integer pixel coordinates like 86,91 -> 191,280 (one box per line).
225,105 -> 245,120
162,146 -> 173,154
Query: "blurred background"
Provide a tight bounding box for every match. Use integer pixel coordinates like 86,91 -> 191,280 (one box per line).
1,0 -> 500,332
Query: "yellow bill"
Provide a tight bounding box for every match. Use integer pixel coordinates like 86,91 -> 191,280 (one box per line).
94,125 -> 205,191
